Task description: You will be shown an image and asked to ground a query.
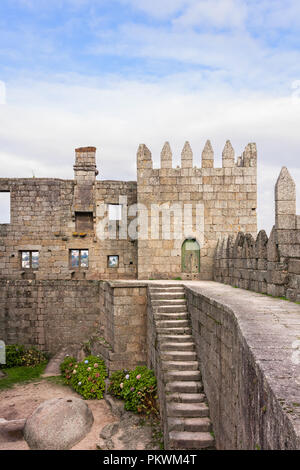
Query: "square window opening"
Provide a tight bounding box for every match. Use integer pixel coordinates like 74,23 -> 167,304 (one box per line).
70,249 -> 89,269
108,255 -> 119,268
75,212 -> 93,232
21,251 -> 39,270
108,204 -> 122,221
0,192 -> 10,224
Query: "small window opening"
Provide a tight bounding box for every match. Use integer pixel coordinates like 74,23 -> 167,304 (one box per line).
108,204 -> 122,221
108,255 -> 119,268
21,251 -> 39,270
70,249 -> 89,268
75,212 -> 93,232
0,192 -> 10,224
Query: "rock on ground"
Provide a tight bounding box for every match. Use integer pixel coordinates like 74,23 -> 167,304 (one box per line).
24,397 -> 94,450
97,395 -> 163,451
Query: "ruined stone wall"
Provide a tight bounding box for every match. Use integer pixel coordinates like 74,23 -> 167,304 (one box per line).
0,280 -> 101,354
185,282 -> 300,450
0,279 -> 148,372
0,148 -> 137,280
137,141 -> 257,280
214,167 -> 300,302
93,281 -> 148,374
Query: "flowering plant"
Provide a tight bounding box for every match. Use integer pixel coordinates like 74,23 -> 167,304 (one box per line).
108,366 -> 158,416
60,355 -> 107,399
0,344 -> 47,369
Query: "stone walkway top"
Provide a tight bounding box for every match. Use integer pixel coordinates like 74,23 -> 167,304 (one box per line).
185,281 -> 300,438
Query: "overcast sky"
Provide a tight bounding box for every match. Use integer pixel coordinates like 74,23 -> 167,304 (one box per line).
0,0 -> 300,233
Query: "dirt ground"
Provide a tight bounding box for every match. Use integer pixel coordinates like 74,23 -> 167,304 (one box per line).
0,379 -> 117,450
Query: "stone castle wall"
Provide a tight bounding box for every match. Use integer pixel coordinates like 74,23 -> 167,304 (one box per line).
137,140 -> 257,280
214,167 -> 300,302
185,282 -> 300,450
0,147 -> 137,281
0,280 -> 101,353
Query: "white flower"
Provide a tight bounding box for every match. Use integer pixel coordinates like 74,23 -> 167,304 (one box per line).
125,374 -> 130,380
78,382 -> 82,386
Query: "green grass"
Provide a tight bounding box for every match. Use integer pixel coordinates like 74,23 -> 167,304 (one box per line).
0,362 -> 47,390
44,375 -> 68,387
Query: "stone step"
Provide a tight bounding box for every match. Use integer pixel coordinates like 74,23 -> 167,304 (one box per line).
166,381 -> 203,393
162,361 -> 199,372
150,293 -> 185,300
161,351 -> 197,361
153,305 -> 187,313
164,370 -> 201,382
157,327 -> 192,335
152,299 -> 186,305
158,335 -> 194,344
168,417 -> 212,433
149,286 -> 184,291
169,431 -> 214,450
154,312 -> 188,321
160,342 -> 195,351
156,319 -> 190,329
167,402 -> 209,418
166,393 -> 205,403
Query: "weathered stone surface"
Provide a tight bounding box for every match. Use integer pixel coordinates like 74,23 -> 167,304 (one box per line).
185,281 -> 300,450
24,397 -> 94,450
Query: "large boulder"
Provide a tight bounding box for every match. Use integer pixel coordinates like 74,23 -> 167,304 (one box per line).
24,397 -> 94,450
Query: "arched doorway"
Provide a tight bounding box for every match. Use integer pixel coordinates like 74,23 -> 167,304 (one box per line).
181,239 -> 200,273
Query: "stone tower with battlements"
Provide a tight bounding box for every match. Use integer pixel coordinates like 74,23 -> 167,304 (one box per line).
137,140 -> 257,280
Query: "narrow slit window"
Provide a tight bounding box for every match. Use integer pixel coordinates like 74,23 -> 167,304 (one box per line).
0,192 -> 10,224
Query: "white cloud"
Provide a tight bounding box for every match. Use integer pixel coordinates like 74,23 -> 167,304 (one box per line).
173,0 -> 247,29
0,75 -> 300,235
120,0 -> 187,19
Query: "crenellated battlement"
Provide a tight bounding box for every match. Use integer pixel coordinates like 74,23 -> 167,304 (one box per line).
137,140 -> 257,174
214,167 -> 300,301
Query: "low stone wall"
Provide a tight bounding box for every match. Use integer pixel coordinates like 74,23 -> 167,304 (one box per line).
0,280 -> 101,354
214,229 -> 300,302
185,281 -> 300,450
214,168 -> 300,302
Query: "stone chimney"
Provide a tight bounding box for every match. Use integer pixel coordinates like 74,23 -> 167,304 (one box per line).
73,147 -> 98,214
74,147 -> 98,182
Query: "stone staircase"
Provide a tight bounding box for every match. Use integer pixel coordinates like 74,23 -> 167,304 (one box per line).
149,285 -> 215,450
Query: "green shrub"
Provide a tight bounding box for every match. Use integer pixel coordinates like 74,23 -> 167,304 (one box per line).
0,344 -> 47,369
3,344 -> 25,368
60,356 -> 77,385
108,370 -> 126,398
60,355 -> 107,400
20,347 -> 47,367
108,366 -> 159,417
